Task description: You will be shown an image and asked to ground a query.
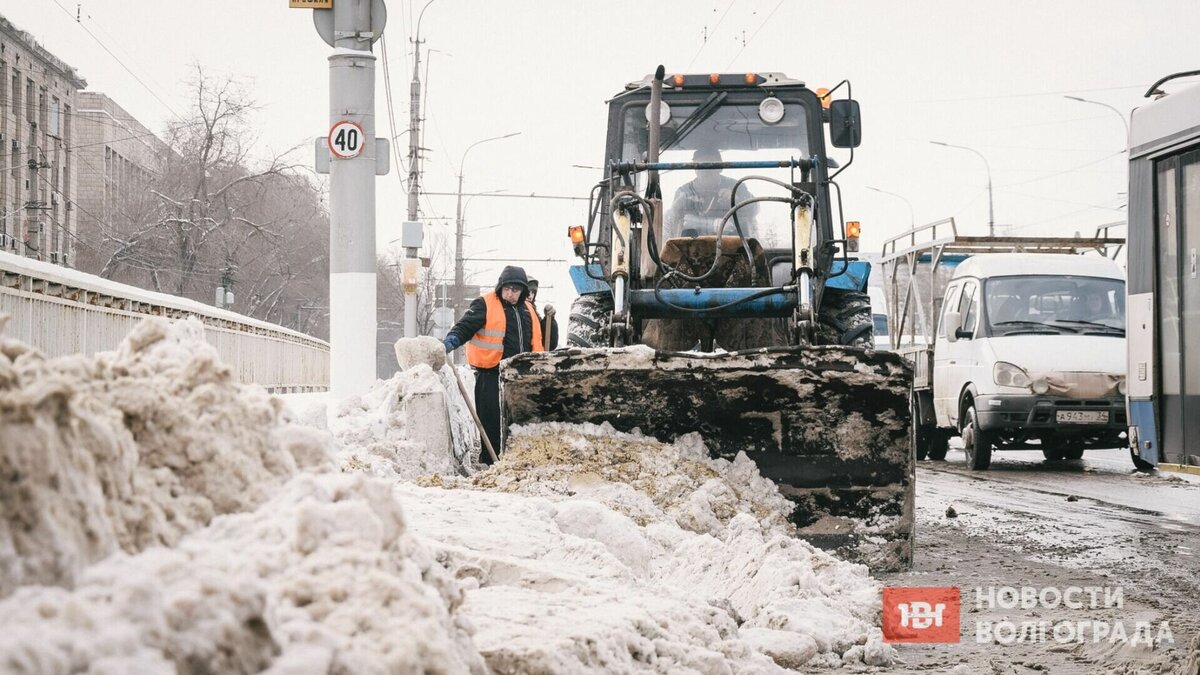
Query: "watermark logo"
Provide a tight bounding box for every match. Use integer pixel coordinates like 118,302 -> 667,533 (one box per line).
971,586 -> 1172,646
882,586 -> 1174,647
883,587 -> 961,643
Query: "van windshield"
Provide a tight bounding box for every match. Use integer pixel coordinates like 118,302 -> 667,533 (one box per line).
984,275 -> 1125,336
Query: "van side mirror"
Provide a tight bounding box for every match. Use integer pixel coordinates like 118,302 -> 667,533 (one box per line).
829,99 -> 862,148
944,310 -> 962,343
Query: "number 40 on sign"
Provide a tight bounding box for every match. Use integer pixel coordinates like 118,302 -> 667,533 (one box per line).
328,121 -> 364,159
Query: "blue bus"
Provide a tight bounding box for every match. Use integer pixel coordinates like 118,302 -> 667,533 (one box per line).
1127,70 -> 1200,471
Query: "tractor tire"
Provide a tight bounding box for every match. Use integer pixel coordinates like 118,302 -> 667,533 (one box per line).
567,293 -> 613,348
816,288 -> 874,348
962,405 -> 993,471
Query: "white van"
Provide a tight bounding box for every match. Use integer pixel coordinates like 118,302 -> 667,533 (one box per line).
928,254 -> 1127,469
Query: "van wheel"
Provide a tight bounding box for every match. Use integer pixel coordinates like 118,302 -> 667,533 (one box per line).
928,431 -> 949,461
961,405 -> 992,471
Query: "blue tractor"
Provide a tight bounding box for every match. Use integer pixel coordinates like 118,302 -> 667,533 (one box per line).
502,68 -> 914,570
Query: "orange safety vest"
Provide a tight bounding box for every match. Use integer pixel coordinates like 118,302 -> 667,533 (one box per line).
466,292 -> 544,368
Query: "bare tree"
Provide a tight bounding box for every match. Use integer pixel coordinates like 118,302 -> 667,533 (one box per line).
88,65 -> 331,339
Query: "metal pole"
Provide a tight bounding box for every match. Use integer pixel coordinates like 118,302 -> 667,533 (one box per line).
402,0 -> 437,338
328,0 -> 378,398
454,171 -> 465,321
1063,95 -> 1130,149
452,133 -> 520,321
931,141 -> 994,236
407,2 -> 434,222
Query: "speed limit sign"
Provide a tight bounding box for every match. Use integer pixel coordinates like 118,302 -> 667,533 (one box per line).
328,121 -> 365,159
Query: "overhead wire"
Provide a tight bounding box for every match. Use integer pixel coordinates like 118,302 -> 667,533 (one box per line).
686,0 -> 736,71
724,0 -> 784,69
47,0 -> 183,120
998,150 -> 1124,188
379,35 -> 411,190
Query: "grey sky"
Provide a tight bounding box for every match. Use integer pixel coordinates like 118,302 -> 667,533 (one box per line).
3,0 -> 1197,313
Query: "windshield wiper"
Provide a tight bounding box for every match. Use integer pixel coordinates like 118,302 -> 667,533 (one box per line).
1050,319 -> 1125,334
992,320 -> 1078,333
661,92 -> 727,153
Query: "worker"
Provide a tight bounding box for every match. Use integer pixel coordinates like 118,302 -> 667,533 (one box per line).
665,147 -> 758,237
443,265 -> 544,463
527,278 -> 559,350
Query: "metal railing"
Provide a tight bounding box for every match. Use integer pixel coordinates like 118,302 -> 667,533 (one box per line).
0,251 -> 329,392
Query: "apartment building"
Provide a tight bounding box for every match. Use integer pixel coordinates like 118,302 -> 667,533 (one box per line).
0,15 -> 86,265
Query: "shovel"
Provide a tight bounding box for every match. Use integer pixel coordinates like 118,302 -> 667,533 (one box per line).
447,362 -> 499,464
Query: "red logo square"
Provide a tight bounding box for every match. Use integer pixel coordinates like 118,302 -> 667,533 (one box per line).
883,587 -> 961,643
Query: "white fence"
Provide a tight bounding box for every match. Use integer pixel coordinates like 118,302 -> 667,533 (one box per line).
0,251 -> 329,391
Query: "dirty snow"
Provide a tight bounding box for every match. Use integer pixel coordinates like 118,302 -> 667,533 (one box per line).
0,320 -> 891,672
414,423 -> 890,670
0,474 -> 485,674
0,316 -> 333,598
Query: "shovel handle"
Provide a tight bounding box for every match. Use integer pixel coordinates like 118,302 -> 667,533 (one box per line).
543,305 -> 555,350
448,364 -> 499,464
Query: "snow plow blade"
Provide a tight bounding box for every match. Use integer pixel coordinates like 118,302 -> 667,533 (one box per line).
500,346 -> 914,571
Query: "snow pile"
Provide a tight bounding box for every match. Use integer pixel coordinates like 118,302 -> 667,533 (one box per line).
0,474 -> 485,674
326,365 -> 478,478
414,423 -> 891,670
319,338 -> 478,479
1,318 -> 889,673
0,319 -> 486,673
468,422 -> 796,536
0,316 -> 333,598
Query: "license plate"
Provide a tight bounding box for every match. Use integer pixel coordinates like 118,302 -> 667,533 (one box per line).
1056,410 -> 1109,424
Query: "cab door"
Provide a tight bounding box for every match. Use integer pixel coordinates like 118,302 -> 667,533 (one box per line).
934,280 -> 981,428
933,282 -> 963,425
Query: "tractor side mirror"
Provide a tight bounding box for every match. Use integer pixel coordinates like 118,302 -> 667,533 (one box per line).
944,310 -> 962,343
829,99 -> 862,148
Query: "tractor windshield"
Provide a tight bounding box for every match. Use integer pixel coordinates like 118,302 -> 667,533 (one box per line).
620,101 -> 811,249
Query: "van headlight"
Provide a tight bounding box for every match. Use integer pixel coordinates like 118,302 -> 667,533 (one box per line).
1118,377 -> 1127,395
994,361 -> 1032,389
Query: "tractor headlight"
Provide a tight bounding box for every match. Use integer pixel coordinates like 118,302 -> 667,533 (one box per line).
645,102 -> 671,125
994,361 -> 1032,389
758,96 -> 785,125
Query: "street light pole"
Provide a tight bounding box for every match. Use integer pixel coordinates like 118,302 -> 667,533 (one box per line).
1063,95 -> 1130,149
454,132 -> 520,320
865,185 -> 915,231
406,0 -> 437,222
931,141 -> 994,237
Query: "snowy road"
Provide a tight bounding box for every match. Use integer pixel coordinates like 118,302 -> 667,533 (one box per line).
882,448 -> 1200,673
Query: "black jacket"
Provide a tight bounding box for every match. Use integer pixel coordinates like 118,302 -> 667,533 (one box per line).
447,266 -> 539,363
